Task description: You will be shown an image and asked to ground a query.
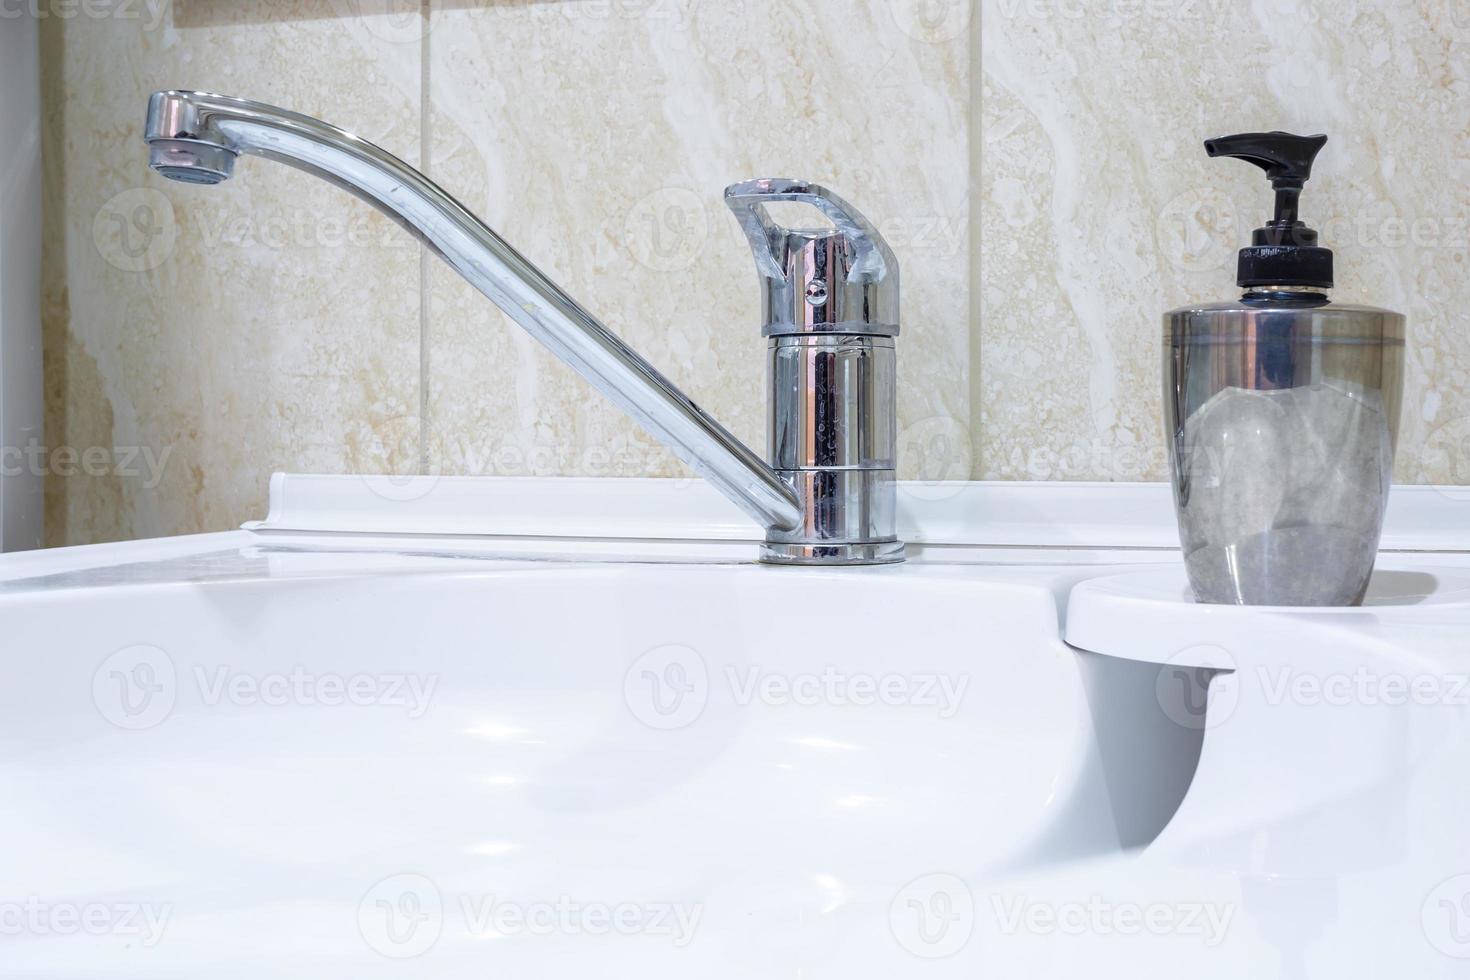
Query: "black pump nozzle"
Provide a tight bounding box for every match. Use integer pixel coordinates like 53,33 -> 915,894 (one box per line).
1204,131 -> 1333,289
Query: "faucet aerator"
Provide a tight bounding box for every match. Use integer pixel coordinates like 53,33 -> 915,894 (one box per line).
147,139 -> 236,184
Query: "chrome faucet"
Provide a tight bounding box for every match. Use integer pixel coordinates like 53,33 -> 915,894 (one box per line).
143,91 -> 903,564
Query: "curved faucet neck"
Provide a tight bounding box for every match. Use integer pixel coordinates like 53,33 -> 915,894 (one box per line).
144,90 -> 801,533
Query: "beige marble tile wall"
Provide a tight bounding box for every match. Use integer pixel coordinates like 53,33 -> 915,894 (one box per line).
38,0 -> 1470,545
979,0 -> 1469,487
423,0 -> 969,487
41,1 -> 425,545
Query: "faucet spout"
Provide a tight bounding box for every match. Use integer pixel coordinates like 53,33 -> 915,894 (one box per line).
143,90 -> 802,533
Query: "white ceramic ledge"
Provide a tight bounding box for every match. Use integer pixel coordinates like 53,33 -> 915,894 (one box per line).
245,473 -> 1470,552
1066,562 -> 1470,667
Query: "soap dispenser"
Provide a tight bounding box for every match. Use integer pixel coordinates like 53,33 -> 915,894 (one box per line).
1164,132 -> 1405,606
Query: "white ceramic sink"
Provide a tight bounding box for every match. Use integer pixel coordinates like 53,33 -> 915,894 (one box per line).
0,558 -> 1148,978
3,476 -> 1469,978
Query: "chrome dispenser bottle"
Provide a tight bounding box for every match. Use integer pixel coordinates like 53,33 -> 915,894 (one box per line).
1164,132 -> 1405,606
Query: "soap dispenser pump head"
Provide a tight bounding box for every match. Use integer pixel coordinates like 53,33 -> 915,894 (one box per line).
1204,131 -> 1333,290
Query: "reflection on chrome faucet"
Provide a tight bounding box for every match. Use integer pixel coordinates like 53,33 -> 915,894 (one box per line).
143,91 -> 902,564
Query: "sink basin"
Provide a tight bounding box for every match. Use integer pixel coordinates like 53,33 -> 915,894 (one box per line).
0,555 -> 1140,977
3,476 -> 1469,977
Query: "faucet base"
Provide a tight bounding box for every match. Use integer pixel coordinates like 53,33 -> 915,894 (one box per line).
759,540 -> 906,566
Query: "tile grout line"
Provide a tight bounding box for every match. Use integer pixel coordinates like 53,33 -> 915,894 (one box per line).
969,1 -> 983,483
418,0 -> 432,474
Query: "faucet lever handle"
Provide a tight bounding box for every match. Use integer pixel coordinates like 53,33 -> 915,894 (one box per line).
723,178 -> 893,285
